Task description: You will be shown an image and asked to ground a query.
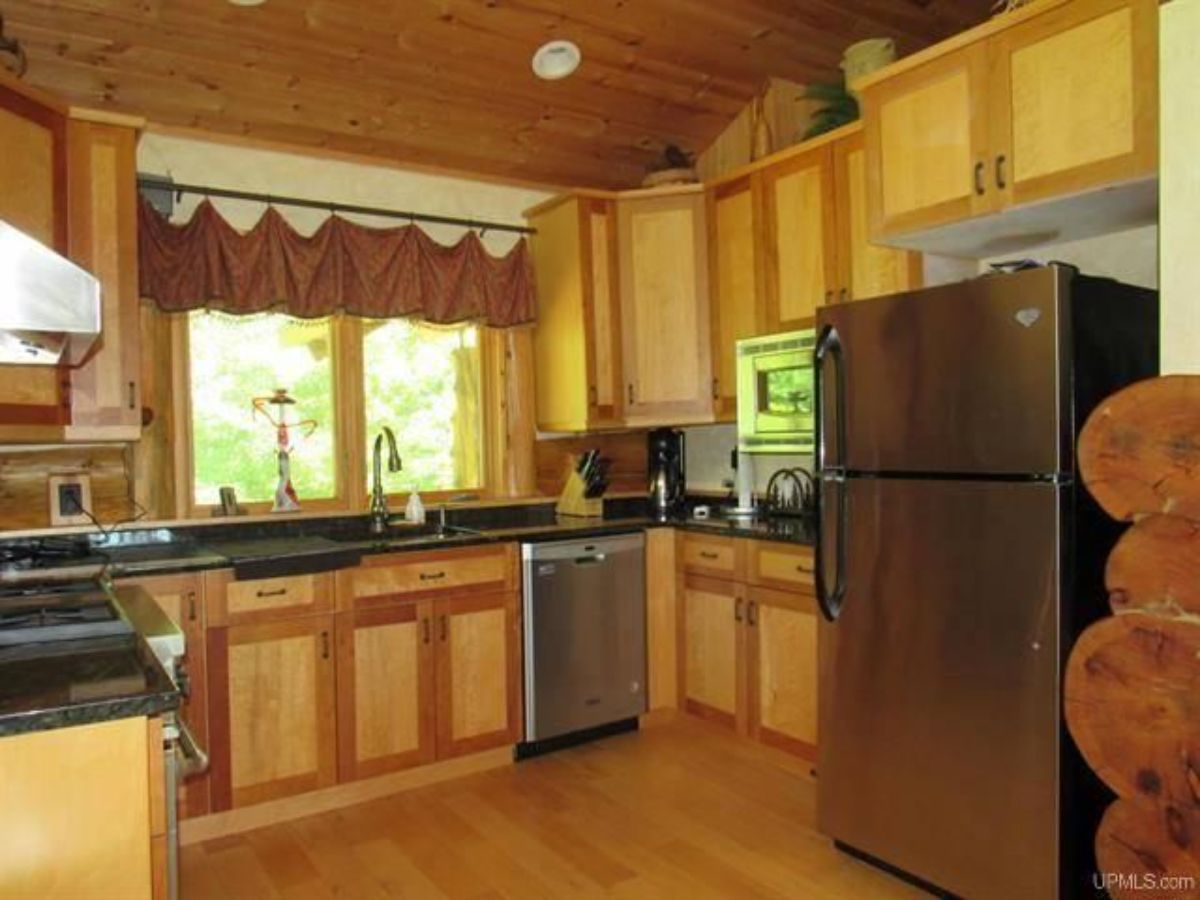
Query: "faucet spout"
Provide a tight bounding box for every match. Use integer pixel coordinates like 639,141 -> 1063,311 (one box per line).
369,426 -> 402,534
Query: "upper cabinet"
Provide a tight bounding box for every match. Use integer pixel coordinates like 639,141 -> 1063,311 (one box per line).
527,195 -> 623,432
709,176 -> 765,420
618,187 -> 713,425
0,74 -> 144,443
860,0 -> 1157,257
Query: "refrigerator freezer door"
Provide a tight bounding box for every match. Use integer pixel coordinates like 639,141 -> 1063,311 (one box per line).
818,477 -> 1060,900
817,267 -> 1069,476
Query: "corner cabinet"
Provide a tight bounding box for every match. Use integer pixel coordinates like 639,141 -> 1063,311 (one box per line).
861,0 -> 1157,256
527,195 -> 623,432
618,187 -> 713,425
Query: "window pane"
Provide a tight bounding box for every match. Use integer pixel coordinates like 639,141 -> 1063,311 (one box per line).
189,312 -> 336,506
363,320 -> 483,494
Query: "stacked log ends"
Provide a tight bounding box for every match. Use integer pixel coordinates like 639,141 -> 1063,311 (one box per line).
1069,375 -> 1200,899
1078,376 -> 1200,522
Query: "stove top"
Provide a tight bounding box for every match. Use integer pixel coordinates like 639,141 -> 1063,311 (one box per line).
0,583 -> 133,648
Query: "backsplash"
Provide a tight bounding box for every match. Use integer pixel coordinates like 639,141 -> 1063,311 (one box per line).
683,423 -> 813,496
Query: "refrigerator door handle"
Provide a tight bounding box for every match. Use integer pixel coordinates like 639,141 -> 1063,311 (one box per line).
814,324 -> 848,621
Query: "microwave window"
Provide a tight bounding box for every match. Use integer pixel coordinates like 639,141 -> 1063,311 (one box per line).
757,367 -> 812,416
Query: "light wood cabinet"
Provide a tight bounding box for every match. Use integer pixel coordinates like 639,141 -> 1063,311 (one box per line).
861,0 -> 1157,255
618,188 -> 713,425
761,143 -> 839,330
678,533 -> 818,760
832,130 -> 922,304
335,602 -> 436,780
206,570 -> 334,626
64,117 -> 142,441
434,591 -> 522,758
681,573 -> 745,730
0,75 -> 70,439
708,176 -> 766,420
527,195 -> 623,432
208,615 -> 338,810
119,573 -> 210,819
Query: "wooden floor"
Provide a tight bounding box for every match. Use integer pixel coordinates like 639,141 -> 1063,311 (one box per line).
181,714 -> 927,899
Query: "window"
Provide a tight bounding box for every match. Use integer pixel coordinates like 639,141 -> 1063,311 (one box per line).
363,320 -> 482,494
188,312 -> 337,507
185,312 -> 485,512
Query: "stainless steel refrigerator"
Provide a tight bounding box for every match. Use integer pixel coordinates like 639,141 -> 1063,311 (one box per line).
813,265 -> 1158,900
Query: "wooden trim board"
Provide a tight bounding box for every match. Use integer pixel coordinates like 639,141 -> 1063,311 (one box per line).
179,745 -> 513,844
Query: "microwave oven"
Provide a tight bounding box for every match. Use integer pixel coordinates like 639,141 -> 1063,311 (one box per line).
736,329 -> 816,454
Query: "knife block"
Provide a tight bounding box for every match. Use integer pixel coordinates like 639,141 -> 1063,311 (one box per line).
555,466 -> 604,518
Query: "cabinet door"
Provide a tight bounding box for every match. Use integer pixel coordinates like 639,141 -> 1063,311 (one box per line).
65,120 -> 142,440
580,198 -> 623,428
833,130 -> 922,303
120,573 -> 210,819
0,78 -> 69,438
208,616 -> 337,810
335,603 -> 435,781
681,573 -> 745,731
746,586 -> 818,760
709,176 -> 765,421
433,591 -> 521,758
989,0 -> 1157,209
618,190 -> 713,424
862,42 -> 993,239
761,145 -> 838,330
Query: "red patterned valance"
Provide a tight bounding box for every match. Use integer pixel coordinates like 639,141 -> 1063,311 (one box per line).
137,198 -> 535,327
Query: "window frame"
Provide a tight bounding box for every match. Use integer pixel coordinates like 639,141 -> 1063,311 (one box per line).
170,312 -> 497,519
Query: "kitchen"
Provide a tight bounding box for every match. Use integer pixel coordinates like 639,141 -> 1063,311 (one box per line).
0,0 -> 1196,898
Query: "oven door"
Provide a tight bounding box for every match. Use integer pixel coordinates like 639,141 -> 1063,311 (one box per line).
737,338 -> 815,453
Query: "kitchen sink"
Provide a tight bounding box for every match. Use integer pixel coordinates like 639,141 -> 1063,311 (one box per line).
328,524 -> 488,549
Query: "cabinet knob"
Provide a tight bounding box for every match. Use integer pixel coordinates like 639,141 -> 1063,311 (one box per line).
973,161 -> 986,196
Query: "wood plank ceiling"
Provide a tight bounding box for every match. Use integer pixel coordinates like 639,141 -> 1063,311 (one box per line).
2,0 -> 994,189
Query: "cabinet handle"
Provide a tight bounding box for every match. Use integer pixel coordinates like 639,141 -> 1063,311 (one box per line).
974,161 -> 986,196
321,631 -> 330,659
419,571 -> 446,582
995,154 -> 1008,190
824,290 -> 833,305
748,601 -> 758,627
422,618 -> 431,645
711,377 -> 719,400
734,597 -> 744,623
256,587 -> 288,598
795,564 -> 813,574
127,381 -> 137,410
187,590 -> 197,621
627,384 -> 635,405
839,288 -> 848,304
699,550 -> 719,560
440,615 -> 448,642
588,384 -> 598,405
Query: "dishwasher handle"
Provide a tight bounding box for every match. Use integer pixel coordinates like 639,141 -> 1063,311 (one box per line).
572,554 -> 607,566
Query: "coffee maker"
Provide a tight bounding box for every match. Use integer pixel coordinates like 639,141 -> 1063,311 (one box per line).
647,428 -> 686,515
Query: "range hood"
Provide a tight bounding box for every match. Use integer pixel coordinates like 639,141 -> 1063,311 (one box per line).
0,219 -> 100,366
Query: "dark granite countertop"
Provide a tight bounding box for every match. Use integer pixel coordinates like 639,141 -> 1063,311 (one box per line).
0,633 -> 180,738
0,499 -> 814,587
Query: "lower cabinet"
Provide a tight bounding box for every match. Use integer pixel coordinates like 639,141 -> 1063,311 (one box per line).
207,615 -> 338,810
678,533 -> 819,760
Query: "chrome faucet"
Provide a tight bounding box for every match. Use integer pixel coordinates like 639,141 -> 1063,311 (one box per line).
369,426 -> 402,534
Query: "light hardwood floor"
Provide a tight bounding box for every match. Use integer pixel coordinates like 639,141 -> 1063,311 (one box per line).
181,713 -> 926,899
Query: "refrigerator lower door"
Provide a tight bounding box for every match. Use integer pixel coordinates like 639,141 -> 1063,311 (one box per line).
818,477 -> 1061,900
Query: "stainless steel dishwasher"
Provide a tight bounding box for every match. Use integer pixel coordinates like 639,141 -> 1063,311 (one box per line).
520,533 -> 646,753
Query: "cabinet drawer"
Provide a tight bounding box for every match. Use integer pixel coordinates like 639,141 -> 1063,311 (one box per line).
206,571 -> 333,626
679,533 -> 740,579
337,545 -> 516,610
747,542 -> 815,592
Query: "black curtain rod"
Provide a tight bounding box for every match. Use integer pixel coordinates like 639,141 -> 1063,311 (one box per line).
136,177 -> 536,236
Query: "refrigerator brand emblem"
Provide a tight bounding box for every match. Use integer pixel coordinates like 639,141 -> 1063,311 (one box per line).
1014,308 -> 1042,328
537,563 -> 556,576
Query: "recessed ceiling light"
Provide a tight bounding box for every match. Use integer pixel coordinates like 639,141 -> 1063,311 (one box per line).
532,40 -> 581,81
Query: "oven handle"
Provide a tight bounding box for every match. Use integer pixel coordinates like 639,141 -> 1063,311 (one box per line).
175,718 -> 210,779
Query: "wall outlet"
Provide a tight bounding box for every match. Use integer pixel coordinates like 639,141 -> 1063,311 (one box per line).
47,474 -> 93,526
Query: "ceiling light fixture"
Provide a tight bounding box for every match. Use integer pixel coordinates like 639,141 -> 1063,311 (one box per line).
532,40 -> 581,81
